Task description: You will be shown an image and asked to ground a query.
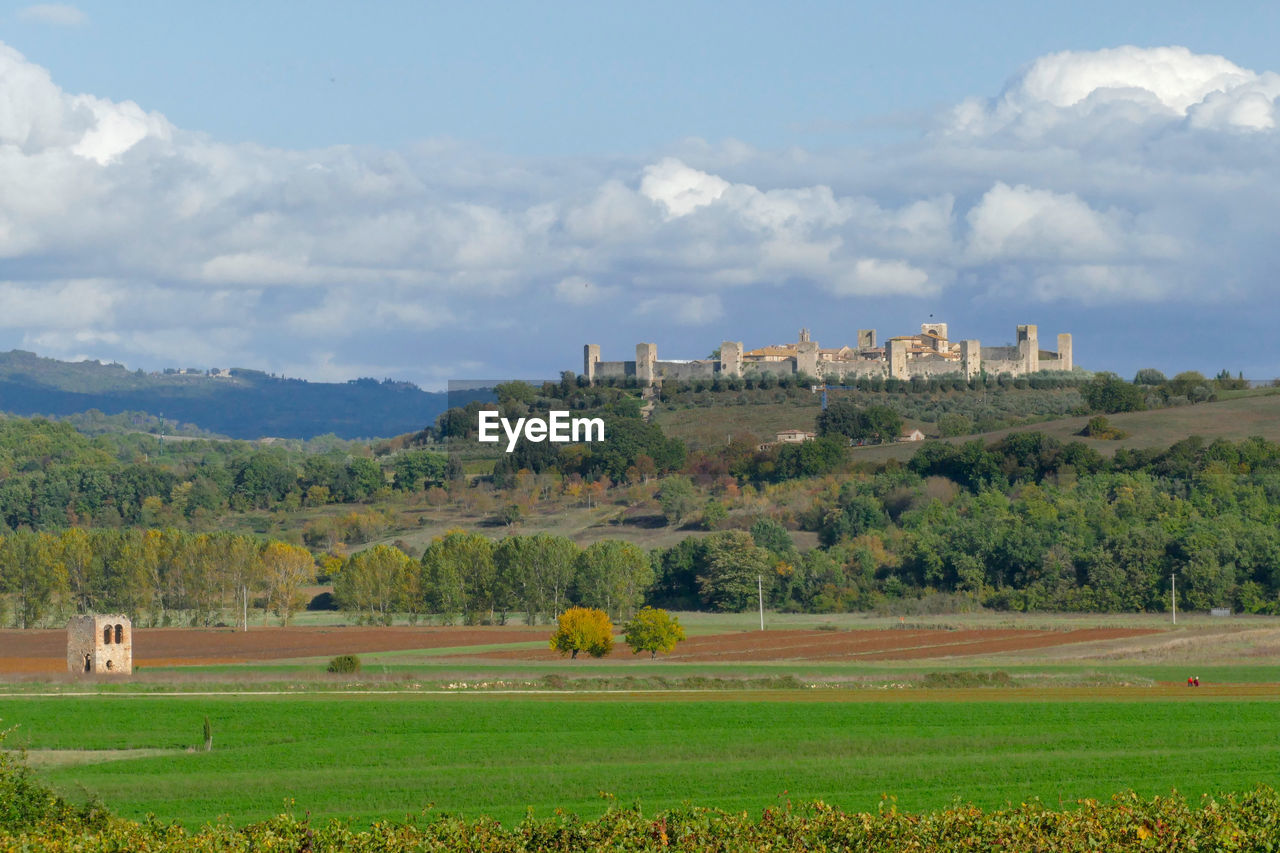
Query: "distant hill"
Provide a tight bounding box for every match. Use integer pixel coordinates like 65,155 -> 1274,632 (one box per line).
0,350 -> 458,440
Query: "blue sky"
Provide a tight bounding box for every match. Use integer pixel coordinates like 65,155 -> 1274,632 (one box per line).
2,2 -> 1279,386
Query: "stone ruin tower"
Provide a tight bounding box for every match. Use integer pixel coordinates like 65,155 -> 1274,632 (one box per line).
66,614 -> 133,675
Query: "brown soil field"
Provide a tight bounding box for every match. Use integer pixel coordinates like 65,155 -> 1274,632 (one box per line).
0,626 -> 548,674
452,627 -> 1163,663
0,626 -> 1163,674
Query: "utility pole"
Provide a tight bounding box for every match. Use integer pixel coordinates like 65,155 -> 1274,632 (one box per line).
758,575 -> 764,631
1171,573 -> 1177,625
243,583 -> 248,632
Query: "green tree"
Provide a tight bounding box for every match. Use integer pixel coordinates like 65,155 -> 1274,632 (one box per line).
658,475 -> 698,527
937,413 -> 974,437
817,402 -> 903,444
574,540 -> 653,619
623,606 -> 686,658
698,530 -> 773,611
749,517 -> 795,558
336,544 -> 416,624
1082,373 -> 1145,413
493,533 -> 578,624
420,530 -> 496,623
701,499 -> 727,530
549,606 -> 614,659
1168,370 -> 1208,398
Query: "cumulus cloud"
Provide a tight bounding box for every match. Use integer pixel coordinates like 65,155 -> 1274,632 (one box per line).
966,183 -> 1124,262
951,45 -> 1280,136
0,40 -> 1278,383
17,4 -> 86,27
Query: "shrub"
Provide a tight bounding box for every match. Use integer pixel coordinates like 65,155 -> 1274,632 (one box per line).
326,654 -> 361,674
1080,415 -> 1128,440
921,670 -> 1013,688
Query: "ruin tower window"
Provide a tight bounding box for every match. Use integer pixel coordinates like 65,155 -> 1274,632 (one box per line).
84,654 -> 91,672
104,626 -> 112,644
106,660 -> 113,670
115,624 -> 124,644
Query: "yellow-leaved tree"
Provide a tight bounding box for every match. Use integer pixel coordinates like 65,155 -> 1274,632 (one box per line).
549,607 -> 614,659
260,542 -> 315,625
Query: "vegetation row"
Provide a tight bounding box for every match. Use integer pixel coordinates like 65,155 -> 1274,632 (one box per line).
3,744 -> 1279,851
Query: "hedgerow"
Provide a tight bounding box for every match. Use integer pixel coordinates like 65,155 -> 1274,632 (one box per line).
5,749 -> 1280,852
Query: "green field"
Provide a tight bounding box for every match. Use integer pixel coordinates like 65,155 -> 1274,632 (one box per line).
842,390 -> 1280,463
4,692 -> 1280,828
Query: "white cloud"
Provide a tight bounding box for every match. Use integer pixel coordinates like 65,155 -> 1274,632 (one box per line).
17,4 -> 86,27
636,293 -> 724,325
0,40 -> 1278,383
830,259 -> 935,297
640,158 -> 729,218
966,182 -> 1123,262
0,279 -> 120,328
952,45 -> 1280,137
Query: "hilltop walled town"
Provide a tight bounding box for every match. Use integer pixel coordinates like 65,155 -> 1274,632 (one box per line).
584,322 -> 1072,384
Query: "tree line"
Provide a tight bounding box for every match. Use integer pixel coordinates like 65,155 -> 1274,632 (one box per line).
334,533 -> 652,625
0,527 -> 318,629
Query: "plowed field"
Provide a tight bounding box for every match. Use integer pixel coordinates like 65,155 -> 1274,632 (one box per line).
452,627 -> 1160,662
0,626 -> 548,673
0,625 -> 1161,673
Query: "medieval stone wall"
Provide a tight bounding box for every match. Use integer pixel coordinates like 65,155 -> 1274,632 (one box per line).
583,323 -> 1075,385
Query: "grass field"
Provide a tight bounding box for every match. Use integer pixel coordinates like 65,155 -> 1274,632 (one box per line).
842,390 -> 1280,464
4,692 -> 1280,828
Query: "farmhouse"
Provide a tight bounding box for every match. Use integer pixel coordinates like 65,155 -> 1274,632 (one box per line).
584,322 -> 1073,385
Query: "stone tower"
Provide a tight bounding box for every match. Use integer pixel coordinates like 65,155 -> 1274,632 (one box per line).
796,335 -> 819,378
635,342 -> 658,385
921,322 -> 949,341
67,614 -> 133,675
1016,325 -> 1039,374
719,341 -> 743,378
960,339 -> 981,380
857,329 -> 876,349
583,344 -> 601,382
886,338 -> 908,380
1057,333 -> 1073,371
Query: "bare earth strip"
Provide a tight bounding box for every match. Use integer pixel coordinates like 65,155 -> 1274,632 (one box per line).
0,626 -> 550,673
0,626 -> 1164,673
450,627 -> 1162,663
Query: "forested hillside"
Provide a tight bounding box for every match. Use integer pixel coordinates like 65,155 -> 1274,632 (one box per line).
3,372 -> 1280,627
0,350 -> 455,439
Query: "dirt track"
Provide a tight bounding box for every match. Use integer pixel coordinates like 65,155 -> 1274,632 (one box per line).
0,626 -> 1162,673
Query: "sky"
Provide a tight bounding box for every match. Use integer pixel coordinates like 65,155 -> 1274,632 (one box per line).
2,1 -> 1280,387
